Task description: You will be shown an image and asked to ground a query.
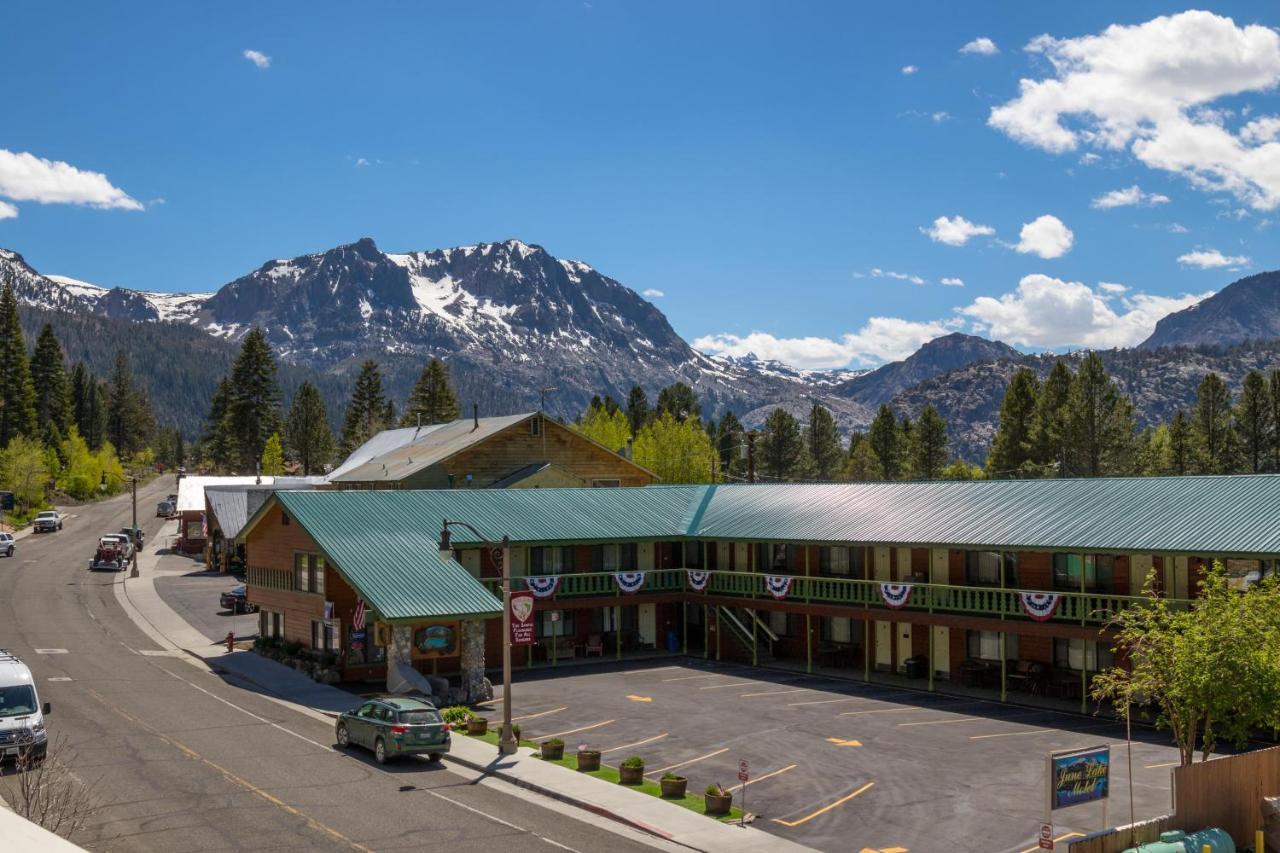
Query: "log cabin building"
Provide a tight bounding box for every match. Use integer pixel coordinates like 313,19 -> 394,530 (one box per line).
239,476 -> 1280,709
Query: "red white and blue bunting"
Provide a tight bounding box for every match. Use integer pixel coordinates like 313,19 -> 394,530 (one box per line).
526,575 -> 560,599
615,571 -> 647,594
686,570 -> 710,592
879,583 -> 913,609
764,575 -> 793,600
1020,592 -> 1061,622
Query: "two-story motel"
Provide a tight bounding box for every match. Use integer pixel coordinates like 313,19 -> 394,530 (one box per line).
240,475 -> 1280,710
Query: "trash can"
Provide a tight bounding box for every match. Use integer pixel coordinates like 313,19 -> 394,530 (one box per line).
666,630 -> 679,653
904,655 -> 927,679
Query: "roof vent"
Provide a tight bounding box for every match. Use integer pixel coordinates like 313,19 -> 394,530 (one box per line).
473,403 -> 479,431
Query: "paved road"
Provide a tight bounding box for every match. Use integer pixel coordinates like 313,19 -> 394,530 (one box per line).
0,477 -> 661,852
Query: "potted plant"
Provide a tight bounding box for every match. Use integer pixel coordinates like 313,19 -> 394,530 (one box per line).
659,772 -> 687,799
466,717 -> 488,736
511,724 -> 521,742
618,755 -> 645,785
704,783 -> 732,816
576,746 -> 602,772
540,737 -> 564,761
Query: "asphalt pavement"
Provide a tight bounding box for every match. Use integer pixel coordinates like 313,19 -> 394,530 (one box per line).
0,476 -> 669,852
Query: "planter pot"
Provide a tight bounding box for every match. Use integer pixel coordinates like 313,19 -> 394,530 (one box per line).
619,765 -> 644,785
704,792 -> 732,816
576,750 -> 601,772
660,777 -> 688,799
540,742 -> 564,761
466,719 -> 488,736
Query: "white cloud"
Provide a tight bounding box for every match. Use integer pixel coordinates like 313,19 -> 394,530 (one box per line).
961,273 -> 1209,348
1167,222 -> 1189,233
0,149 -> 141,211
1014,214 -> 1073,258
931,111 -> 950,123
940,277 -> 964,287
642,288 -> 664,298
694,316 -> 956,369
922,215 -> 995,246
243,49 -> 271,69
988,11 -> 1280,210
1098,281 -> 1128,294
0,200 -> 16,220
1079,152 -> 1101,165
868,267 -> 925,285
960,37 -> 999,56
355,157 -> 371,167
1091,185 -> 1171,209
1177,249 -> 1250,269
901,65 -> 918,75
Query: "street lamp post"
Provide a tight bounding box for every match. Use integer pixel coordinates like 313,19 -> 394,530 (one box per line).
438,520 -> 516,755
129,475 -> 139,578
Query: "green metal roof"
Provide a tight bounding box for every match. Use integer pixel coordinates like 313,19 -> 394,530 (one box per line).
272,491 -> 502,622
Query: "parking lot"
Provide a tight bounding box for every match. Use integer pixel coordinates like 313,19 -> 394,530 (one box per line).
481,660 -> 1185,853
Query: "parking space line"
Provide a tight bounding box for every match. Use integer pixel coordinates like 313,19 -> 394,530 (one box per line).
536,720 -> 615,740
726,763 -> 797,793
661,674 -> 722,682
772,781 -> 874,827
600,733 -> 669,754
740,688 -> 809,698
698,682 -> 757,690
896,716 -> 980,727
511,706 -> 568,722
969,729 -> 1053,740
838,707 -> 928,716
646,747 -> 729,777
789,696 -> 864,707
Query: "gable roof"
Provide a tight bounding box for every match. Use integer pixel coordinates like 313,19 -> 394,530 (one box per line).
206,479 -> 325,539
177,476 -> 269,513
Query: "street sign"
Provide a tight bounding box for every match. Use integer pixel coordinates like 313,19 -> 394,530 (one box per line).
0,492 -> 12,511
1038,822 -> 1054,849
738,759 -> 749,782
510,591 -> 535,646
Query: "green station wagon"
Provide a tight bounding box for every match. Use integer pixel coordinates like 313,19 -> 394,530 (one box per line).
335,696 -> 450,764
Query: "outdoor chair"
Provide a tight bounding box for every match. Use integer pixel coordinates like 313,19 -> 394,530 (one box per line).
585,634 -> 604,656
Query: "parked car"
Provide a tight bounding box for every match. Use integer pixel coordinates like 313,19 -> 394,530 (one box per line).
219,585 -> 256,614
90,536 -> 127,571
335,697 -> 450,764
156,500 -> 174,518
0,534 -> 14,558
32,511 -> 62,533
120,526 -> 144,549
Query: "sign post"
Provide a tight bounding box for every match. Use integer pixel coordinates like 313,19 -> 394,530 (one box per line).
510,591 -> 535,646
738,759 -> 749,826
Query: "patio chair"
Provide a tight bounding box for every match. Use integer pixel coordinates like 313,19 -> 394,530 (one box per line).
585,634 -> 604,656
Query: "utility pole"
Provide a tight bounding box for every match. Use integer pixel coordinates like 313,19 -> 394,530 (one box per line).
746,431 -> 758,483
129,476 -> 139,578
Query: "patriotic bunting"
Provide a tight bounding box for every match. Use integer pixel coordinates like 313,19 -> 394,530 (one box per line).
879,583 -> 913,609
686,570 -> 710,592
614,571 -> 647,594
526,575 -> 560,599
1020,592 -> 1061,622
764,575 -> 793,600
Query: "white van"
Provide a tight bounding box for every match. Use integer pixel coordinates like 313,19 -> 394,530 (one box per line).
0,650 -> 51,763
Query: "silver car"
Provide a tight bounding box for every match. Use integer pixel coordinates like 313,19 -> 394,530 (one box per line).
0,534 -> 13,558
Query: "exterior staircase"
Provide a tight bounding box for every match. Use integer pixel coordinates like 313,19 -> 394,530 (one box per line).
717,606 -> 777,664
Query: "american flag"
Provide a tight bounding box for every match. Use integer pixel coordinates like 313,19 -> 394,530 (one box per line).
200,513 -> 207,536
352,599 -> 366,631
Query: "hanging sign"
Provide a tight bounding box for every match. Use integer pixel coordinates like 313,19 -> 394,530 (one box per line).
1049,745 -> 1110,810
686,570 -> 710,592
526,575 -> 560,599
764,575 -> 793,600
614,571 -> 647,594
879,583 -> 913,608
1021,592 -> 1062,622
510,591 -> 535,646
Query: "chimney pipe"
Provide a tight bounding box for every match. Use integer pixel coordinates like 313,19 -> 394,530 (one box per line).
473,403 -> 479,431
626,437 -> 634,460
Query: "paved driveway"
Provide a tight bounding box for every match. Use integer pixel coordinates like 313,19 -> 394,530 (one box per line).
485,660 -> 1188,853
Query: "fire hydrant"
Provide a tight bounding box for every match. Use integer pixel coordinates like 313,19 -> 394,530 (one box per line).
225,631 -> 235,653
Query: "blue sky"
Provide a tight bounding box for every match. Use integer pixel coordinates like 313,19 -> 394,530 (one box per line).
3,2 -> 1279,368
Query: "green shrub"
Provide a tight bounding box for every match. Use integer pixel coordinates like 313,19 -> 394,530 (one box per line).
511,724 -> 521,739
705,783 -> 726,796
620,755 -> 644,769
543,737 -> 564,747
661,772 -> 684,781
440,705 -> 474,726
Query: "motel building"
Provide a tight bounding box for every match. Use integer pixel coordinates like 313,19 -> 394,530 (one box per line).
239,475 -> 1280,710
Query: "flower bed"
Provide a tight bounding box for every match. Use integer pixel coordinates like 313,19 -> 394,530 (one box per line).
252,636 -> 342,684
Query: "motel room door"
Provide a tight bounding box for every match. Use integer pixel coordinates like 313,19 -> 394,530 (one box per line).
930,549 -> 950,678
874,548 -> 893,670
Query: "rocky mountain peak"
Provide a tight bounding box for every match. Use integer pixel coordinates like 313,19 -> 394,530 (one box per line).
1140,269 -> 1280,350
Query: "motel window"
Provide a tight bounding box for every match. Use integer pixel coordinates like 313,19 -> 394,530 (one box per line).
537,610 -> 575,639
1052,639 -> 1113,673
529,546 -> 572,575
591,607 -> 618,633
294,553 -> 325,594
311,619 -> 339,653
819,547 -> 865,578
681,541 -> 704,570
768,610 -> 789,637
1052,554 -> 1114,592
966,630 -> 1016,662
965,551 -> 1018,587
754,543 -> 793,572
591,543 -> 638,572
822,617 -> 852,644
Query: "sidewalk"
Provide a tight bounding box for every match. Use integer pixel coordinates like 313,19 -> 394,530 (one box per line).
116,525 -> 809,853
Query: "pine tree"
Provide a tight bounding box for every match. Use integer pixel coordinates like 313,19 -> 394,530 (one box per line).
912,405 -> 949,480
84,379 -> 107,450
70,362 -> 92,441
1167,410 -> 1192,476
760,408 -> 803,480
260,433 -> 286,476
1068,352 -> 1135,477
868,405 -> 900,480
715,411 -> 745,480
173,430 -> 185,470
106,351 -> 146,458
29,323 -> 71,440
986,368 -> 1040,477
844,434 -> 881,480
1035,360 -> 1074,477
340,360 -> 391,454
228,328 -> 282,471
1270,370 -> 1280,472
203,377 -> 236,471
655,382 -> 700,423
1192,372 -> 1234,474
806,402 -> 843,480
0,282 -> 38,446
285,381 -> 334,475
1234,370 -> 1273,474
401,358 -> 459,427
625,385 -> 649,437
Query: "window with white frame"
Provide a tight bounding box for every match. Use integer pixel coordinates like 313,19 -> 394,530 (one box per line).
530,546 -> 571,575
293,553 -> 325,594
823,616 -> 852,643
1053,638 -> 1114,672
966,630 -> 1016,662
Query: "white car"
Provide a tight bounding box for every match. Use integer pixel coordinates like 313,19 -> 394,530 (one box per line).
0,533 -> 13,558
0,649 -> 51,764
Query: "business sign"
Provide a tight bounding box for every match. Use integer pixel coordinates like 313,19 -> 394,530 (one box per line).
1049,745 -> 1110,810
510,591 -> 535,646
738,760 -> 749,782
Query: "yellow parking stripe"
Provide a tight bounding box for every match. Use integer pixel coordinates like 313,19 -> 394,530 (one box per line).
536,720 -> 615,740
601,733 -> 669,754
646,747 -> 729,777
772,782 -> 874,827
1145,761 -> 1180,769
726,763 -> 798,793
511,706 -> 567,722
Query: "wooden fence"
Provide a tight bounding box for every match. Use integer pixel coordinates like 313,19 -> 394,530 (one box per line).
1068,745 -> 1280,852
